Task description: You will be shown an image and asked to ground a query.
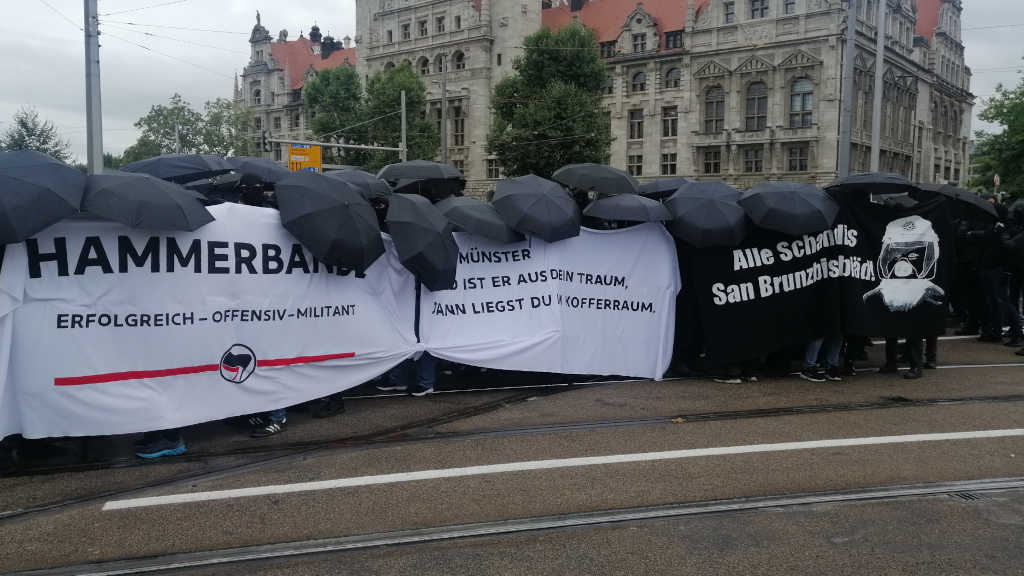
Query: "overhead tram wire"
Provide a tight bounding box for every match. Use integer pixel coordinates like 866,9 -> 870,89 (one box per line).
319,111 -> 402,140
99,20 -> 249,35
102,23 -> 249,55
35,0 -> 82,31
101,30 -> 234,80
100,0 -> 189,17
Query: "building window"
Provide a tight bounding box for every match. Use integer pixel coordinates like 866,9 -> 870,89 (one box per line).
272,116 -> 281,130
419,57 -> 430,75
487,159 -> 501,179
788,145 -> 809,171
497,53 -> 502,66
665,30 -> 682,50
433,105 -> 442,134
453,51 -> 465,70
605,76 -> 615,95
600,41 -> 617,58
724,1 -> 736,23
743,147 -> 764,172
436,16 -> 445,33
252,89 -> 262,106
784,0 -> 796,14
628,109 -> 644,140
451,159 -> 465,172
418,20 -> 428,37
253,117 -> 262,131
628,154 -> 643,176
435,54 -> 445,73
662,106 -> 678,137
455,15 -> 462,30
705,86 -> 725,133
789,78 -> 813,128
452,104 -> 465,147
745,82 -> 767,131
703,149 -> 722,174
751,0 -> 769,19
401,23 -> 410,40
632,33 -> 647,53
664,67 -> 681,89
661,153 -> 677,175
273,144 -> 282,162
631,71 -> 646,93
386,30 -> 393,43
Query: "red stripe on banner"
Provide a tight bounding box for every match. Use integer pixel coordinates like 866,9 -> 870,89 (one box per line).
257,352 -> 356,367
54,364 -> 221,386
54,352 -> 356,386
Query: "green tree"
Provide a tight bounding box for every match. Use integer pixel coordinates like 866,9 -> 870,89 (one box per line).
132,93 -> 204,154
121,136 -> 163,165
487,24 -> 612,178
103,152 -> 123,170
969,70 -> 1024,196
0,107 -> 72,162
362,63 -> 439,172
201,97 -> 250,157
303,66 -> 366,166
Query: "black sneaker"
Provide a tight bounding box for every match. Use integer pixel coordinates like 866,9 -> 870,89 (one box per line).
251,419 -> 286,438
311,397 -> 346,419
923,361 -> 937,369
825,367 -> 843,381
903,368 -> 923,380
247,414 -> 267,428
799,367 -> 826,382
135,437 -> 187,459
410,385 -> 434,397
1016,348 -> 1024,357
375,383 -> 408,392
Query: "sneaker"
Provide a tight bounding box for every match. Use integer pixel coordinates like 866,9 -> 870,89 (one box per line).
375,383 -> 408,392
923,361 -> 937,369
410,385 -> 434,397
251,419 -> 286,438
135,437 -> 187,459
311,397 -> 346,419
842,364 -> 857,376
247,414 -> 267,428
903,368 -> 923,380
799,367 -> 826,382
825,367 -> 843,381
744,375 -> 759,383
713,376 -> 742,384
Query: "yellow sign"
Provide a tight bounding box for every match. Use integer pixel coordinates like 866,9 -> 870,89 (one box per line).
288,144 -> 322,173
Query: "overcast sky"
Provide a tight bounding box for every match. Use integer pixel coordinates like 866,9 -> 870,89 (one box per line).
1,0 -> 1020,161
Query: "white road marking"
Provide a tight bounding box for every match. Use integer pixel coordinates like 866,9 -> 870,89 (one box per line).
103,428 -> 1024,511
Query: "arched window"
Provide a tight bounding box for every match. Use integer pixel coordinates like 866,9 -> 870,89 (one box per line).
385,61 -> 396,70
252,89 -> 262,106
745,82 -> 767,131
789,78 -> 813,128
704,86 -> 725,133
664,68 -> 681,89
434,53 -> 445,73
418,57 -> 430,76
631,71 -> 646,93
452,51 -> 466,70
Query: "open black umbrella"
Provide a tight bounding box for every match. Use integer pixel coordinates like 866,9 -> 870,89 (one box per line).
583,194 -> 671,222
386,193 -> 458,291
492,174 -> 581,242
943,184 -> 998,220
0,150 -> 85,243
378,159 -> 465,183
390,177 -> 465,202
665,186 -> 748,247
325,170 -> 392,201
826,172 -> 916,197
84,172 -> 214,231
739,182 -> 839,236
276,172 -> 384,274
185,172 -> 243,204
675,180 -> 742,201
226,156 -> 291,184
436,196 -> 524,243
639,177 -> 692,200
123,154 -> 233,183
552,163 -> 640,197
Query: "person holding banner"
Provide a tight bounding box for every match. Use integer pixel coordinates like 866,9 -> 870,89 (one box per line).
800,335 -> 844,382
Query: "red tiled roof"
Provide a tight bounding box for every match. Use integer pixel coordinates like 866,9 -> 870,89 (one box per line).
915,0 -> 941,42
270,37 -> 357,90
542,0 -> 700,44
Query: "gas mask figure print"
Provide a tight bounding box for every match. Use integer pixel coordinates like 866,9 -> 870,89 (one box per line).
862,215 -> 945,312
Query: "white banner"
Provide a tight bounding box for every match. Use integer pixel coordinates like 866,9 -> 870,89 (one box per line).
0,203 -> 418,439
420,225 -> 681,379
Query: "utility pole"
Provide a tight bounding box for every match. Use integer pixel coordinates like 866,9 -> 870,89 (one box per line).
870,0 -> 886,172
400,90 -> 408,162
440,53 -> 448,164
83,0 -> 104,174
837,0 -> 858,178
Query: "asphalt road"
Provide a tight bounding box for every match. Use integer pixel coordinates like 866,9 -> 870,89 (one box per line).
1,337 -> 1023,575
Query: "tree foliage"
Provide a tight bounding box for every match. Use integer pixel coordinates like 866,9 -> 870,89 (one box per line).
487,24 -> 612,178
970,71 -> 1024,196
125,94 -> 249,161
0,107 -> 72,162
362,63 -> 439,172
201,98 -> 250,157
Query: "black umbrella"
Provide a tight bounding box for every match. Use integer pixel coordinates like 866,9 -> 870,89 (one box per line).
325,170 -> 392,201
185,172 -> 243,204
123,154 -> 233,183
739,182 -> 839,236
276,172 -> 384,274
675,180 -> 743,201
377,159 -> 465,183
492,174 -> 581,242
390,177 -> 465,202
0,150 -> 85,243
386,193 -> 458,291
226,156 -> 291,184
639,177 -> 692,200
551,163 -> 639,197
83,172 -> 214,231
826,172 -> 916,196
665,186 -> 748,247
583,194 -> 671,223
943,184 -> 998,220
436,196 -> 524,243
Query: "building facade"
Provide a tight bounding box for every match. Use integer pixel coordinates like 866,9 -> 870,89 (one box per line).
354,0 -> 540,194
237,13 -> 357,165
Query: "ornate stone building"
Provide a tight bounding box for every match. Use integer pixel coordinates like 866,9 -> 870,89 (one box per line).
542,0 -> 972,187
354,0 -> 540,192
237,13 -> 357,164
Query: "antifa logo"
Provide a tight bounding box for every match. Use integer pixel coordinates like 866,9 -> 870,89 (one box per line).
220,344 -> 257,383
